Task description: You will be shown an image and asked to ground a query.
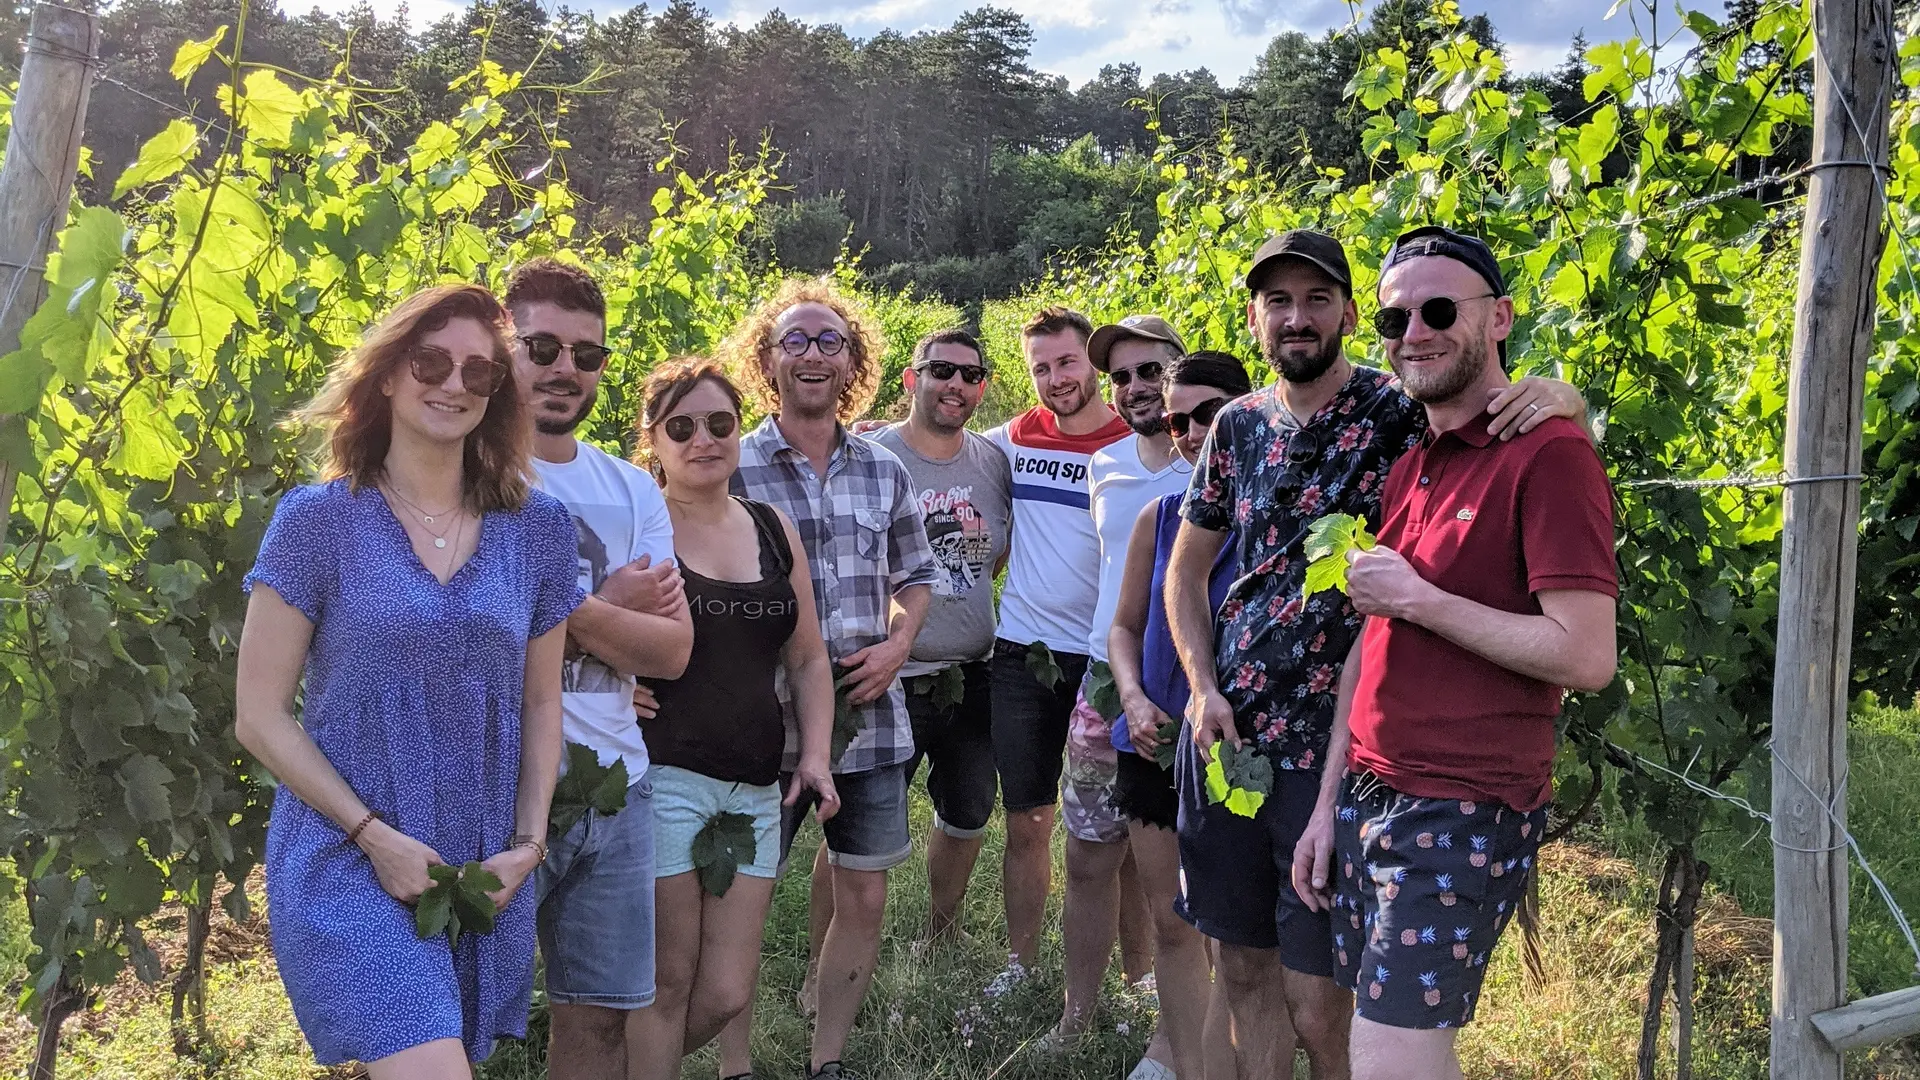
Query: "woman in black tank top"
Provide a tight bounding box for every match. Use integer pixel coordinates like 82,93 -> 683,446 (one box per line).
625,361 -> 839,1080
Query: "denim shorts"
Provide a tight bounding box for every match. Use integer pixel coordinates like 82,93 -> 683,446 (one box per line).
651,764 -> 781,880
905,661 -> 999,838
535,773 -> 656,1008
779,760 -> 913,873
1331,769 -> 1545,1029
989,638 -> 1090,812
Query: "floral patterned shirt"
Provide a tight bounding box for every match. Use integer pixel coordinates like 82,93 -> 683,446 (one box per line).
1182,367 -> 1426,772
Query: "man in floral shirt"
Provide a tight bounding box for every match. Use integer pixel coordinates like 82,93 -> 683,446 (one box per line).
1164,230 -> 1583,1079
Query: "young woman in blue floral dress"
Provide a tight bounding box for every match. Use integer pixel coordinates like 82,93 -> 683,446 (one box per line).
235,284 -> 583,1077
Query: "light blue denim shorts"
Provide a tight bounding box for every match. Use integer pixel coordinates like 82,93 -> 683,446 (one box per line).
651,764 -> 782,880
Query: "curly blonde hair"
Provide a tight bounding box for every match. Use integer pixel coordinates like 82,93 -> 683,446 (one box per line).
718,277 -> 884,423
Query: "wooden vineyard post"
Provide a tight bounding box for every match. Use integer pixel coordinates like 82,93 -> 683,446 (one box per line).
1769,0 -> 1893,1074
0,2 -> 98,555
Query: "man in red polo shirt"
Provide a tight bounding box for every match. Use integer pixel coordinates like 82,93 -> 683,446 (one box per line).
1292,226 -> 1617,1079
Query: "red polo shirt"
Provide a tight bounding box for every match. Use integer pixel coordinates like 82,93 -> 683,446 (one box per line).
1346,412 -> 1616,812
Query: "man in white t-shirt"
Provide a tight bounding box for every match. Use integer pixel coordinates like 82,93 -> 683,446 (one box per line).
506,258 -> 694,1080
1050,315 -> 1198,1064
981,306 -> 1133,991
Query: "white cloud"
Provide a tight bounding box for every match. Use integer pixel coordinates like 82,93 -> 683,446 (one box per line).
289,0 -> 1628,84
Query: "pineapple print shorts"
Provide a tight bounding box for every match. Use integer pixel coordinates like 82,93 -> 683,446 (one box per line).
1330,769 -> 1545,1030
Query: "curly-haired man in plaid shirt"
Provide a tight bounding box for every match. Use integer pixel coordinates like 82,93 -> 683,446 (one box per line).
718,278 -> 937,1080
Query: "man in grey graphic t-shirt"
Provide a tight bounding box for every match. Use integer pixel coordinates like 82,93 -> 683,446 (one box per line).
867,328 -> 1012,942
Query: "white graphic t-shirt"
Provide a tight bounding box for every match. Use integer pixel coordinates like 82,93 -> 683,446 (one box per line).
531,440 -> 676,779
985,406 -> 1132,656
1087,434 -> 1193,661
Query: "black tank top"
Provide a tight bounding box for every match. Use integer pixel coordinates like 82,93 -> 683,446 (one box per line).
641,498 -> 799,786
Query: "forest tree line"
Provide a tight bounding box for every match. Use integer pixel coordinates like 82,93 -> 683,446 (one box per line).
27,0 -> 1623,301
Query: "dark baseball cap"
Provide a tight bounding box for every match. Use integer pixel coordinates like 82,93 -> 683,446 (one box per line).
1087,314 -> 1188,372
1246,230 -> 1352,294
1382,226 -> 1509,297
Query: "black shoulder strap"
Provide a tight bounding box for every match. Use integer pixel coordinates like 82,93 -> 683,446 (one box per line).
739,497 -> 794,579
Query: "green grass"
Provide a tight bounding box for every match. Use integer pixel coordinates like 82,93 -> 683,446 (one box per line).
8,713 -> 1920,1079
1602,703 -> 1920,1000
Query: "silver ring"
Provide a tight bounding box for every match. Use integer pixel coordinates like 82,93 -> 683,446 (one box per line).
1525,403 -> 1540,413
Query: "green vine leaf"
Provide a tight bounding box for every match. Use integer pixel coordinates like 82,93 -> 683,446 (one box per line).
1152,719 -> 1179,771
1085,660 -> 1122,722
1301,513 -> 1377,601
1203,742 -> 1273,819
169,26 -> 227,83
690,811 -> 758,898
549,742 -> 629,841
113,120 -> 200,200
831,671 -> 861,764
1025,640 -> 1063,690
414,861 -> 502,948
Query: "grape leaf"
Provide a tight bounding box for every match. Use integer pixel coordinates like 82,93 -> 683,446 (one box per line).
448,862 -> 503,946
1202,742 -> 1274,819
414,865 -> 456,941
690,810 -> 759,897
831,672 -> 861,764
1152,719 -> 1179,770
931,664 -> 966,711
1084,660 -> 1122,721
909,665 -> 966,713
1025,641 -> 1063,689
549,742 -> 629,841
1301,513 -> 1377,601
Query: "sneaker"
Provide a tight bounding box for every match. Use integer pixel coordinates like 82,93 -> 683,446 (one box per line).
982,957 -> 1029,999
1126,1059 -> 1176,1080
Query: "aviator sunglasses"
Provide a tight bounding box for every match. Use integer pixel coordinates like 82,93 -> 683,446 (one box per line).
1372,293 -> 1495,340
916,360 -> 989,385
408,346 -> 508,397
1168,396 -> 1228,438
655,411 -> 739,443
1108,360 -> 1165,389
520,333 -> 612,373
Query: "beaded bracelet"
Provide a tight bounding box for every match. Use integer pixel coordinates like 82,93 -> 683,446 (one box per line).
510,834 -> 548,863
346,810 -> 379,845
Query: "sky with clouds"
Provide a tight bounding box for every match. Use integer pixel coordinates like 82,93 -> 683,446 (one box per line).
319,0 -> 1650,86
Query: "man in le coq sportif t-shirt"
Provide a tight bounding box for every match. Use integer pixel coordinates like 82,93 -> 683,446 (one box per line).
981,305 -> 1131,989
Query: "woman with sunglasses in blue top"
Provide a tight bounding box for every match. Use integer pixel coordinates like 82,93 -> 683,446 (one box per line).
1106,349 -> 1298,1080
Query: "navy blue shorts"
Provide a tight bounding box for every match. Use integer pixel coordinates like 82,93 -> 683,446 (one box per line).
1172,728 -> 1333,976
1331,770 -> 1545,1030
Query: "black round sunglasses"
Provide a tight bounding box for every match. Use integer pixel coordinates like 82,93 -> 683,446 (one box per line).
1372,294 -> 1495,340
520,333 -> 612,372
1168,396 -> 1228,438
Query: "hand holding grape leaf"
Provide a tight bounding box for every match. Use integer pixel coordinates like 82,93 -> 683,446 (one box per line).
414,861 -> 506,947
1152,719 -> 1179,770
1301,513 -> 1377,601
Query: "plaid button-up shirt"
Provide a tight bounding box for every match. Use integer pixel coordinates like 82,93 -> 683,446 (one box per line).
732,418 -> 938,774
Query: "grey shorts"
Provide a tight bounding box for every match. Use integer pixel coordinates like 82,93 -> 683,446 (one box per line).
779,760 -> 913,873
535,774 -> 656,1008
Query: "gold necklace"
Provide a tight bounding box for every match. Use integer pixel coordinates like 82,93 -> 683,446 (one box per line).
383,482 -> 462,549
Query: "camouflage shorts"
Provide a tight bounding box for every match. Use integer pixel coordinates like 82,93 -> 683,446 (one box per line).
1061,672 -> 1127,844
